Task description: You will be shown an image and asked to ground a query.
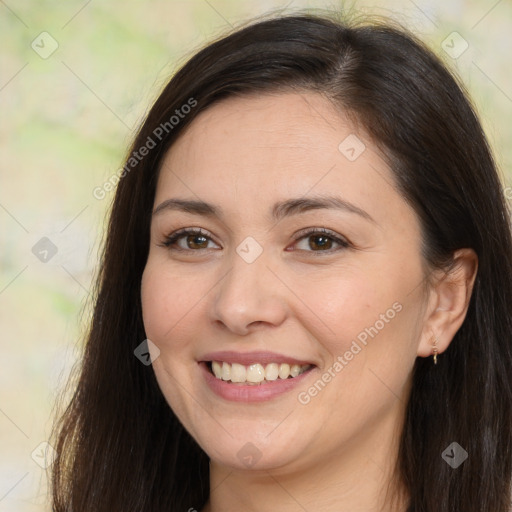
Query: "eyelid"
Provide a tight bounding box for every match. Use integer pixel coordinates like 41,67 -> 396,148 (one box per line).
289,227 -> 350,253
292,226 -> 348,243
159,227 -> 220,251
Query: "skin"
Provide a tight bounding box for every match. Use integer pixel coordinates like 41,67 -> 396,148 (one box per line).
140,92 -> 477,512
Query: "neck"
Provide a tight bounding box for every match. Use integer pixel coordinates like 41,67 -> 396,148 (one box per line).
202,404 -> 409,512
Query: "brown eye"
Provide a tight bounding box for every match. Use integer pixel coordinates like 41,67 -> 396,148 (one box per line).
161,228 -> 219,252
292,228 -> 350,254
307,234 -> 335,251
184,233 -> 209,250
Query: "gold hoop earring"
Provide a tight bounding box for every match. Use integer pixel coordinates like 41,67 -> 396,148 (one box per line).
432,333 -> 438,365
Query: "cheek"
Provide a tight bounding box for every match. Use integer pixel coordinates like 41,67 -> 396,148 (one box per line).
292,271 -> 419,431
140,263 -> 202,425
290,266 -> 391,351
141,266 -> 170,340
140,263 -> 197,349
295,257 -> 422,377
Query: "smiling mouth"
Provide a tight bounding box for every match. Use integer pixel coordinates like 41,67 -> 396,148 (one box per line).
206,361 -> 314,385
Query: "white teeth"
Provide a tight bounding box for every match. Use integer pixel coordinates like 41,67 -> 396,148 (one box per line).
278,363 -> 290,379
230,363 -> 246,383
290,364 -> 301,377
221,362 -> 231,381
246,363 -> 265,383
265,363 -> 279,381
209,361 -> 311,383
212,361 -> 222,379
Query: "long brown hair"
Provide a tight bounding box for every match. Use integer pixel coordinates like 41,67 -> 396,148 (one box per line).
49,11 -> 512,512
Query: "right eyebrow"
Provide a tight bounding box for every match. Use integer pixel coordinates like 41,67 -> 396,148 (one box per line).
152,198 -> 219,218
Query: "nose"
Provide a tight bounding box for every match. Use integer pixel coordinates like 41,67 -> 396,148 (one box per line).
210,246 -> 288,335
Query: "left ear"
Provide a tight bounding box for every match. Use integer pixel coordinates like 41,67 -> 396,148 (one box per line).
417,248 -> 478,358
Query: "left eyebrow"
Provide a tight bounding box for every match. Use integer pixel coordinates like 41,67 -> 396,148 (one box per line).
270,196 -> 376,224
152,198 -> 220,218
152,194 -> 376,225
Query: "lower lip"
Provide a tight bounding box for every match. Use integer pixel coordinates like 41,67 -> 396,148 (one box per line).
199,362 -> 316,402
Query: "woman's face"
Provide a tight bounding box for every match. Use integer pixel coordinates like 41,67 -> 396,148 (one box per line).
141,92 -> 429,472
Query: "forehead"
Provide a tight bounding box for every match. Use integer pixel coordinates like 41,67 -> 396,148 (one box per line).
155,92 -> 397,219
162,92 -> 349,167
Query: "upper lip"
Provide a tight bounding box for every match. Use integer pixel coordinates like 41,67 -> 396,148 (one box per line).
199,350 -> 316,366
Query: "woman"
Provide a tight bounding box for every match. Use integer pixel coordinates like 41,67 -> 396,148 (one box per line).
49,11 -> 512,512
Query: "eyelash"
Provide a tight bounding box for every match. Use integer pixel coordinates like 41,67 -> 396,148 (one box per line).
159,227 -> 351,255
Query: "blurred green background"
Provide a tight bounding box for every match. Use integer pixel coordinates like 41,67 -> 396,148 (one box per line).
1,1 -> 510,510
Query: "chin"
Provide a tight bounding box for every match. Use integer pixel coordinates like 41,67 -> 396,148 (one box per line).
194,423 -> 312,473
